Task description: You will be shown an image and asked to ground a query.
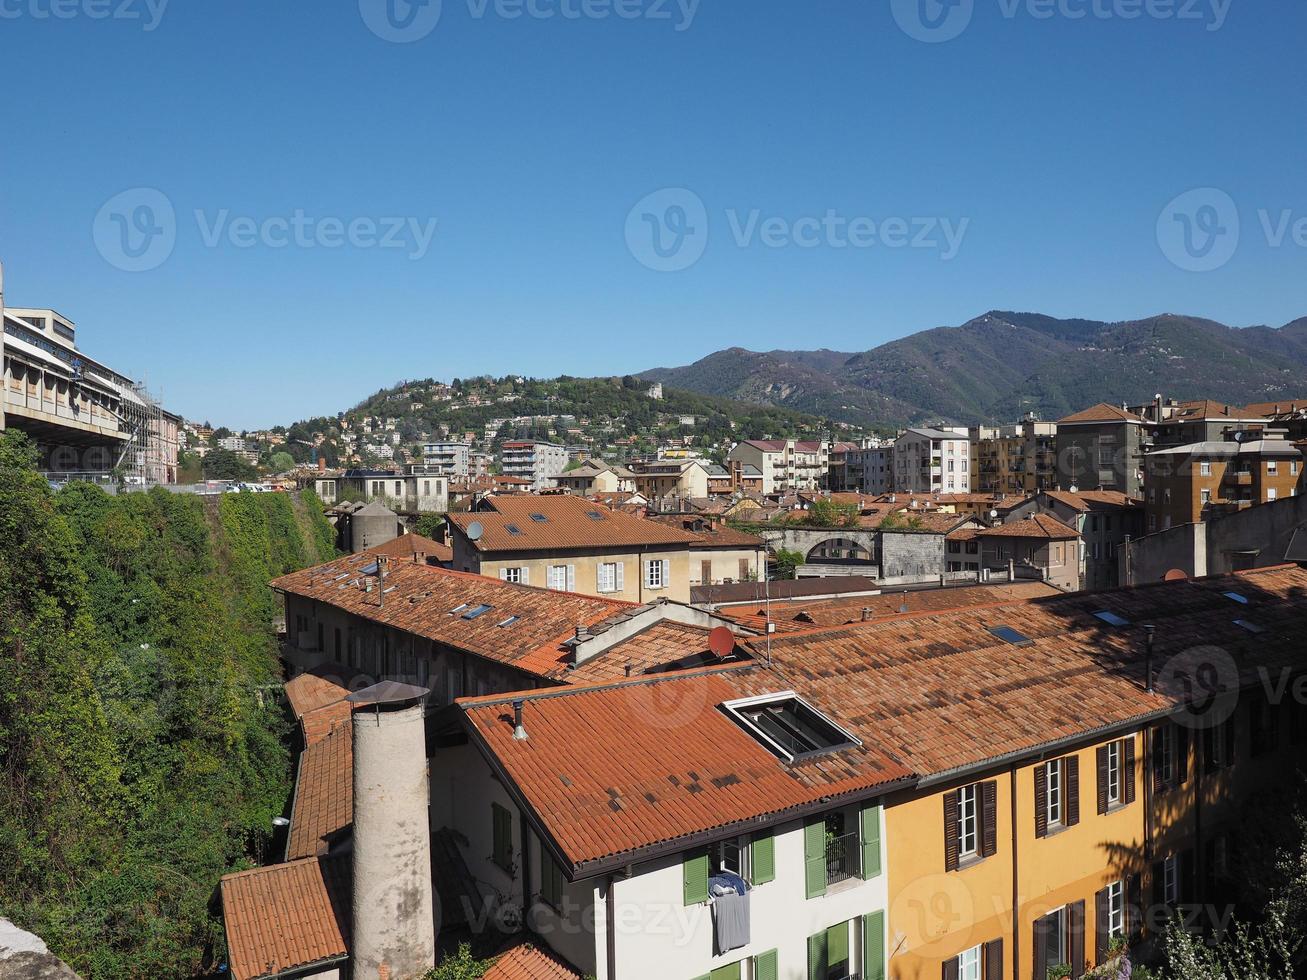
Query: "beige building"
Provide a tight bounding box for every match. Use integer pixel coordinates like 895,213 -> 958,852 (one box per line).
727,439 -> 830,493
969,419 -> 1057,494
975,512 -> 1083,591
553,460 -> 636,496
625,457 -> 712,500
446,493 -> 700,602
647,514 -> 767,587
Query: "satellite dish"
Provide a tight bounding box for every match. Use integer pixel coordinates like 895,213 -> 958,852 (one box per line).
989,509 -> 999,519
707,626 -> 735,658
467,521 -> 484,542
1068,485 -> 1079,493
1163,568 -> 1189,582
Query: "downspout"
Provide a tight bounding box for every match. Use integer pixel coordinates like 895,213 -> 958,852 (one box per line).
606,875 -> 618,980
1010,762 -> 1021,978
521,822 -> 533,928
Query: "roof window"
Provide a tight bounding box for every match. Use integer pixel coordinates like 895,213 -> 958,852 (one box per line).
723,692 -> 859,762
586,511 -> 605,521
462,604 -> 494,620
529,513 -> 549,523
1223,591 -> 1249,605
506,524 -> 523,536
496,616 -> 520,628
988,625 -> 1034,647
1234,619 -> 1265,634
1092,610 -> 1130,627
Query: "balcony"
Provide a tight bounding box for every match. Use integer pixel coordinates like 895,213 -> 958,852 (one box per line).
825,831 -> 862,885
1227,470 -> 1253,486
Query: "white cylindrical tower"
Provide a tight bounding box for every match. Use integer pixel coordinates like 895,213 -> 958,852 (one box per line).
348,681 -> 436,980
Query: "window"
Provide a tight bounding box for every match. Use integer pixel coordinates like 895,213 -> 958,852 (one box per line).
546,565 -> 573,591
1106,741 -> 1122,806
957,945 -> 982,980
1046,759 -> 1063,828
1293,461 -> 1300,476
1158,725 -> 1176,785
491,803 -> 513,872
989,625 -> 1033,646
1093,610 -> 1130,627
726,694 -> 859,761
645,559 -> 669,590
958,784 -> 978,858
1163,855 -> 1178,904
1268,487 -> 1278,502
500,567 -> 525,585
1106,880 -> 1125,939
597,561 -> 623,593
462,604 -> 493,619
540,849 -> 564,910
1200,461 -> 1212,476
1268,460 -> 1278,474
1201,488 -> 1212,504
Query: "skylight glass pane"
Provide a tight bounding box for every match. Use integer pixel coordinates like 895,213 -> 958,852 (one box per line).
1234,619 -> 1265,634
462,604 -> 494,620
506,525 -> 523,536
530,513 -> 548,522
449,603 -> 469,614
989,625 -> 1033,646
496,616 -> 520,628
1224,592 -> 1249,604
726,695 -> 858,760
586,511 -> 605,521
1093,610 -> 1130,627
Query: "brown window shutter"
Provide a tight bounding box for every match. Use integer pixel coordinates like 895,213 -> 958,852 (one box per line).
1096,746 -> 1109,815
1034,765 -> 1048,839
1151,726 -> 1166,791
1126,874 -> 1142,939
1032,913 -> 1052,980
1176,727 -> 1189,785
943,790 -> 960,872
983,939 -> 1003,980
1066,755 -> 1080,827
1069,900 -> 1086,978
942,957 -> 959,980
1180,848 -> 1196,904
1094,887 -> 1110,965
1124,738 -> 1137,805
981,781 -> 998,857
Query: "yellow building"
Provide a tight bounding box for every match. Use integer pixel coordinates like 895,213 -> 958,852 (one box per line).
446,492 -> 701,603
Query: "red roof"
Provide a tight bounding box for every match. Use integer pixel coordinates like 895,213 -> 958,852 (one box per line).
449,495 -> 700,553
976,513 -> 1080,541
286,724 -> 352,860
1058,402 -> 1142,424
1041,490 -> 1142,512
370,531 -> 453,564
485,942 -> 581,980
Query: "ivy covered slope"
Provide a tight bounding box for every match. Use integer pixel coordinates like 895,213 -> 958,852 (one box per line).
0,432 -> 338,979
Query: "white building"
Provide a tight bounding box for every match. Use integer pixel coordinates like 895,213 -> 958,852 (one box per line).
421,441 -> 471,479
218,435 -> 249,452
500,440 -> 568,490
892,427 -> 971,493
727,440 -> 831,494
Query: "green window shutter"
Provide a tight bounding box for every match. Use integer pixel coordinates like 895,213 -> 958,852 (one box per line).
710,964 -> 741,980
541,850 -> 562,907
683,850 -> 709,905
754,950 -> 778,980
827,920 -> 850,970
863,910 -> 886,980
807,931 -> 828,980
860,802 -> 883,879
804,817 -> 827,899
492,803 -> 511,870
751,830 -> 776,885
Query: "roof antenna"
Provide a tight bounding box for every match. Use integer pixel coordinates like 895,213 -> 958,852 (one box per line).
1144,625 -> 1156,693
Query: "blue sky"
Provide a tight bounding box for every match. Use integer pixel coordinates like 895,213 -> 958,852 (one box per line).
2,0 -> 1304,429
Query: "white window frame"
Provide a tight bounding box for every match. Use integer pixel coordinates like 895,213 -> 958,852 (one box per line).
1268,460 -> 1278,474
547,565 -> 571,591
1106,741 -> 1122,806
645,558 -> 668,590
1268,487 -> 1278,502
958,944 -> 982,980
501,566 -> 524,585
958,784 -> 979,858
1199,461 -> 1212,476
1045,758 -> 1064,828
1163,855 -> 1178,904
1107,880 -> 1125,939
598,561 -> 622,594
1200,488 -> 1212,504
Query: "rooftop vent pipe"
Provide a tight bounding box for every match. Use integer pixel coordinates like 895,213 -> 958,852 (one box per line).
512,700 -> 528,741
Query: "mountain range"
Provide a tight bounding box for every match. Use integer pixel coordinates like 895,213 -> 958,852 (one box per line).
639,311 -> 1307,428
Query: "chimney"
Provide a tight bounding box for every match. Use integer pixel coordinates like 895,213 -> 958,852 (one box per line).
861,607 -> 872,622
512,699 -> 528,740
350,685 -> 436,979
318,456 -> 327,473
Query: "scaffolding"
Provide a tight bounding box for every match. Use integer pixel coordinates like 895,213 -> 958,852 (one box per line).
115,381 -> 176,485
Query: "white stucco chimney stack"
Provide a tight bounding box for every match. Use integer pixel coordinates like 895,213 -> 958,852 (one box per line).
347,682 -> 436,979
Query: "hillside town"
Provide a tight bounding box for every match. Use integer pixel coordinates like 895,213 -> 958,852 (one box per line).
10,280 -> 1306,979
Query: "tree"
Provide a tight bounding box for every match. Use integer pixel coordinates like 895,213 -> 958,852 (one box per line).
268,451 -> 295,473
203,448 -> 258,482
413,513 -> 445,538
425,943 -> 491,980
774,548 -> 805,579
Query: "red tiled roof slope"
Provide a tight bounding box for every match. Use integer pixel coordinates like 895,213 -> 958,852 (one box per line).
977,513 -> 1079,540
450,495 -> 699,552
287,724 -> 352,860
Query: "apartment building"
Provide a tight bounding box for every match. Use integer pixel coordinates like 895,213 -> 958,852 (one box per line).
427,564 -> 1307,980
974,512 -> 1083,590
969,420 -> 1057,495
501,440 -> 568,490
1005,490 -> 1145,591
1056,404 -> 1149,497
1143,430 -> 1302,533
728,439 -> 830,494
626,457 -> 712,501
847,445 -> 894,494
446,493 -> 701,602
893,428 -> 971,493
647,514 -> 767,587
554,460 -> 637,496
420,441 -> 471,479
312,468 -> 449,514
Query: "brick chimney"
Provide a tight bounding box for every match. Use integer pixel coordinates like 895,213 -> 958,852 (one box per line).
317,456 -> 327,473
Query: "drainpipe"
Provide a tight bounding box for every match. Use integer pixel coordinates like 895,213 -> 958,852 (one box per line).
605,875 -> 618,980
1010,762 -> 1021,979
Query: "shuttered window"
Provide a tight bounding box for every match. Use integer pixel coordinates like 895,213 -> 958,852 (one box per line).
750,830 -> 775,885
753,949 -> 778,980
540,849 -> 564,909
860,802 -> 882,879
807,921 -> 851,980
945,780 -> 997,870
863,910 -> 886,980
491,803 -> 513,871
803,817 -> 826,898
1036,756 -> 1079,836
709,963 -> 740,980
683,850 -> 709,905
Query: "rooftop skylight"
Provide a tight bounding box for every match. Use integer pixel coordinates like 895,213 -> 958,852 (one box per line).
529,513 -> 548,523
1234,619 -> 1265,634
462,604 -> 494,620
723,692 -> 859,762
449,603 -> 469,614
496,616 -> 520,628
1092,610 -> 1130,627
586,511 -> 605,521
506,524 -> 523,536
988,625 -> 1034,647
1223,591 -> 1250,605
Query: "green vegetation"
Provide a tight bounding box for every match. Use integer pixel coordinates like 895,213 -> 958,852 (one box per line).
202,447 -> 259,482
773,548 -> 805,579
0,431 -> 338,978
425,943 -> 491,979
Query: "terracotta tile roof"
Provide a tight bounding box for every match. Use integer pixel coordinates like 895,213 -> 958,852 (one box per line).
693,576 -> 880,606
1041,490 -> 1142,512
945,526 -> 981,541
564,620 -> 746,684
286,724 -> 352,860
272,556 -> 635,681
1058,402 -> 1142,424
749,564 -> 1307,776
283,663 -> 368,746
870,512 -> 974,534
1244,399 -> 1307,418
1172,399 -> 1244,420
460,666 -> 912,871
645,515 -> 765,548
484,941 -> 581,980
370,531 -> 452,564
976,513 -> 1079,541
449,495 -> 700,553
220,856 -> 349,980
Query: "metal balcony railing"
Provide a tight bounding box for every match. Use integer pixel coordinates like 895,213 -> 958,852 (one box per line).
825,832 -> 861,885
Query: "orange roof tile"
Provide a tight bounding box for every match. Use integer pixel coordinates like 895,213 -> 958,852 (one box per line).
286,724 -> 352,861
484,942 -> 581,980
976,513 -> 1079,540
1058,402 -> 1142,424
1041,490 -> 1142,512
220,857 -> 349,980
371,531 -> 453,564
450,495 -> 700,553
1244,399 -> 1307,418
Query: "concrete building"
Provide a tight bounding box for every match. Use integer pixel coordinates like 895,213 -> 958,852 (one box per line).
846,445 -> 893,494
446,493 -> 702,603
646,514 -> 767,588
1143,430 -> 1302,534
1055,403 -> 1150,497
974,512 -> 1083,591
1,266 -> 179,484
727,439 -> 830,493
625,457 -> 712,502
420,441 -> 471,479
1004,490 -> 1144,591
500,440 -> 568,491
554,460 -> 636,497
313,469 -> 448,515
892,428 -> 971,493
968,419 -> 1057,495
